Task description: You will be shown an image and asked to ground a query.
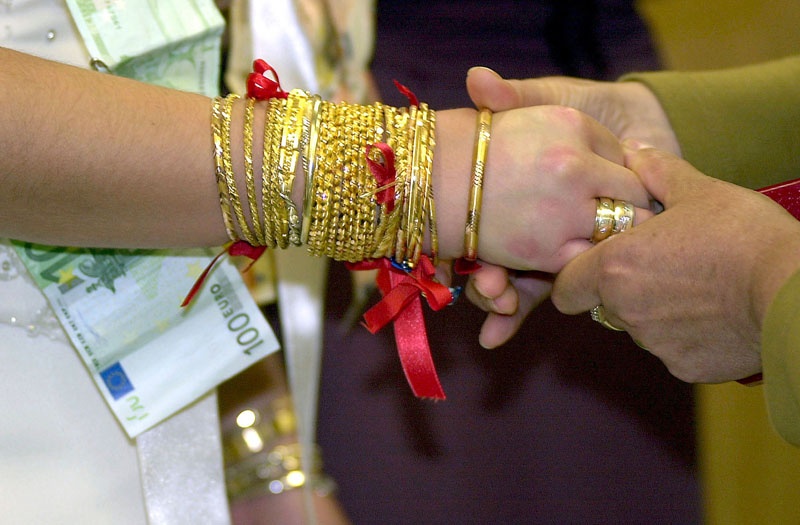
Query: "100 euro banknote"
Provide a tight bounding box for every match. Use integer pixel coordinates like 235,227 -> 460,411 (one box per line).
14,243 -> 279,437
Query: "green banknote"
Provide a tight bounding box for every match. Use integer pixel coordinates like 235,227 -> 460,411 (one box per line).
15,242 -> 279,437
65,0 -> 225,95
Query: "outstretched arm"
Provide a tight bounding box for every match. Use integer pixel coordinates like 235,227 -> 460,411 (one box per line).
1,47 -> 650,275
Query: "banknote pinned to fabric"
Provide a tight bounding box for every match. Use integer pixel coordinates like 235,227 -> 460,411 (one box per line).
15,243 -> 279,437
65,0 -> 225,96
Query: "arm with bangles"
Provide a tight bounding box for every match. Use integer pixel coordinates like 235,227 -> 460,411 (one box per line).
0,46 -> 650,273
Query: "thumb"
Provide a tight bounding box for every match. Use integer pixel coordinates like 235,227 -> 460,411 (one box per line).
466,67 -> 521,111
623,140 -> 706,208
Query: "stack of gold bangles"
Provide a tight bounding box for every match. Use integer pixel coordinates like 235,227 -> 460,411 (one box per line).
211,88 -> 437,268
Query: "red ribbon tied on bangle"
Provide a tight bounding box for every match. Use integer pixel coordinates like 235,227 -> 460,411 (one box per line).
247,59 -> 289,100
348,255 -> 453,399
365,143 -> 397,212
183,60 -> 287,307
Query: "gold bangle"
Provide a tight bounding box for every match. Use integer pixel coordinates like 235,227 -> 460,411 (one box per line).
263,99 -> 286,247
276,90 -> 308,247
243,97 -> 264,244
300,95 -> 323,245
211,96 -> 237,241
220,94 -> 258,244
464,108 -> 492,261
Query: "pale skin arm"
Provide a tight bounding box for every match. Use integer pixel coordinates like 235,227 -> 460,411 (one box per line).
1,47 -> 650,274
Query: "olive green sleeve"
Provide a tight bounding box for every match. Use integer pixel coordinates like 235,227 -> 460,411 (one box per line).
622,55 -> 800,189
762,270 -> 800,446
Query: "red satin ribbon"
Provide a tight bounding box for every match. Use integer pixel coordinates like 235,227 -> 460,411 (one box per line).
454,258 -> 482,275
365,143 -> 396,212
182,241 -> 267,307
247,59 -> 289,100
393,79 -> 419,107
348,256 -> 453,399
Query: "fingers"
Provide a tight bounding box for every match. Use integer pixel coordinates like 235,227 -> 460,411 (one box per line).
478,273 -> 553,349
466,67 -> 589,110
465,263 -> 518,315
623,140 -> 708,206
550,242 -> 606,316
466,67 -> 521,111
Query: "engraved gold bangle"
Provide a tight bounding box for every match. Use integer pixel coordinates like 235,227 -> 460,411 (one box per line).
220,94 -> 258,244
300,95 -> 323,244
463,108 -> 493,261
211,96 -> 237,241
243,97 -> 264,244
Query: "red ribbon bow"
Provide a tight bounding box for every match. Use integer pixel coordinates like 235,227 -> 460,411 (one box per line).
247,59 -> 289,100
365,143 -> 397,212
348,255 -> 453,399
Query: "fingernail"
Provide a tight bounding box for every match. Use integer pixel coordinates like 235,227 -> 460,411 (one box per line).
622,138 -> 654,151
467,66 -> 500,78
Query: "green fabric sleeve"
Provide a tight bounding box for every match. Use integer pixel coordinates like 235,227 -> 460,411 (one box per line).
762,269 -> 800,446
622,55 -> 800,189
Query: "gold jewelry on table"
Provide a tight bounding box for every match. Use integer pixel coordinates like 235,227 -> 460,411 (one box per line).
592,197 -> 616,243
590,305 -> 624,331
223,397 -> 336,500
463,108 -> 493,261
612,199 -> 635,234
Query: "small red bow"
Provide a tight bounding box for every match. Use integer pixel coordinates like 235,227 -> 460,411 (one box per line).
365,143 -> 397,212
348,256 -> 453,399
247,59 -> 289,100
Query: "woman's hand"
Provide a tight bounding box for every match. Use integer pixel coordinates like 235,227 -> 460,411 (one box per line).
552,143 -> 800,382
434,104 -> 653,272
462,67 -> 673,347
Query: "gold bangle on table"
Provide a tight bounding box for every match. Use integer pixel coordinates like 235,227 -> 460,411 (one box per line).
463,108 -> 493,261
590,304 -> 624,331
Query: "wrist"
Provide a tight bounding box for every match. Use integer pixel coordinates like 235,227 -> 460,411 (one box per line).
617,81 -> 682,156
752,231 -> 800,328
431,107 -> 479,260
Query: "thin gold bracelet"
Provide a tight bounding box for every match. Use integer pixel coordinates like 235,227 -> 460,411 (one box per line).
463,108 -> 493,261
243,97 -> 264,244
211,96 -> 237,241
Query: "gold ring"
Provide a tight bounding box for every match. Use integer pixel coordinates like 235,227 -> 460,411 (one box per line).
590,305 -> 624,331
592,197 -> 615,243
613,200 -> 634,234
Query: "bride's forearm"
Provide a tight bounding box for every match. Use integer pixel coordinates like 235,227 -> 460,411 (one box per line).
0,47 -> 228,248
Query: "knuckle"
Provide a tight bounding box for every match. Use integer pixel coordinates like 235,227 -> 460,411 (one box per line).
535,143 -> 584,180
